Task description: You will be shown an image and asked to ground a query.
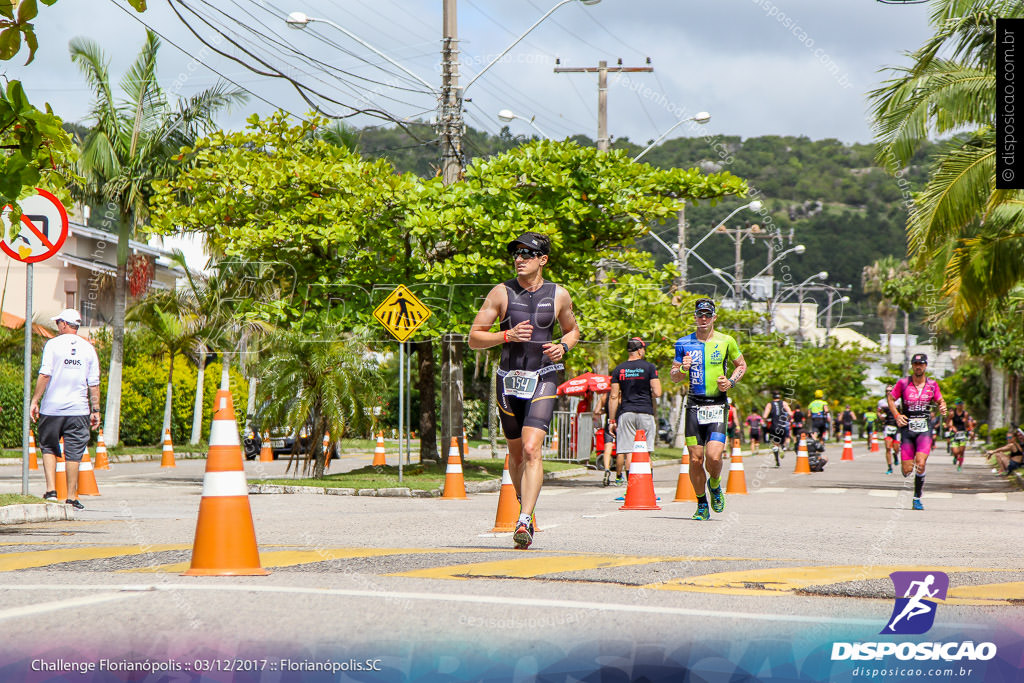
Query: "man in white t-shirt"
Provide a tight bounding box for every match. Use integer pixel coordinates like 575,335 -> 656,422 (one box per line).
29,309 -> 101,510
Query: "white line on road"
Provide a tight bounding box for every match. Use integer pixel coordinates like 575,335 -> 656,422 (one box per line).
814,488 -> 848,494
977,493 -> 1007,501
868,490 -> 899,498
752,488 -> 787,494
0,592 -> 146,623
0,584 -> 882,626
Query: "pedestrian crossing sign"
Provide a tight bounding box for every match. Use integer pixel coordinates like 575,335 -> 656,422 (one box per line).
373,285 -> 432,341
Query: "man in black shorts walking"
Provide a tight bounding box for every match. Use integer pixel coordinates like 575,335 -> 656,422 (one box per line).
762,390 -> 792,467
470,232 -> 580,549
29,309 -> 101,510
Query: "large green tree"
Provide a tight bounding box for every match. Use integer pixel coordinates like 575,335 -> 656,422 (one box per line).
71,30 -> 246,445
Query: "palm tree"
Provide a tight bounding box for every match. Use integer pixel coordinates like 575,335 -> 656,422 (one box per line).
70,30 -> 246,445
126,290 -> 199,438
862,256 -> 905,363
255,328 -> 382,479
869,0 -> 1024,324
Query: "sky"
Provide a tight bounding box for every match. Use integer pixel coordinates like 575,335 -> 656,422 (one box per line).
3,0 -> 937,269
7,0 -> 936,146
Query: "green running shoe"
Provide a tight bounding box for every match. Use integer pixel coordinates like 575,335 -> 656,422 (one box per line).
709,485 -> 725,513
692,502 -> 710,521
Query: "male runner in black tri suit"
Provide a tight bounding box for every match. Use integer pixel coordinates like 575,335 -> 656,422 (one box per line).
762,390 -> 792,468
469,232 -> 580,549
946,400 -> 971,471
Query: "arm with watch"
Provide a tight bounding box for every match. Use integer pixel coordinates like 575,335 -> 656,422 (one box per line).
716,354 -> 747,394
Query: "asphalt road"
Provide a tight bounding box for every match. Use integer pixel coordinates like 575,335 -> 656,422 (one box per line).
0,440 -> 1021,681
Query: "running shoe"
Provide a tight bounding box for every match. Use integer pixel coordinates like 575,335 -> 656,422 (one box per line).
912,498 -> 923,511
42,490 -> 57,502
65,499 -> 85,510
603,470 -> 611,487
886,467 -> 893,475
691,502 -> 710,521
615,476 -> 625,486
957,464 -> 962,472
708,485 -> 725,513
513,519 -> 534,549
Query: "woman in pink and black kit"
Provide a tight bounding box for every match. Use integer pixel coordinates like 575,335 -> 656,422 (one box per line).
887,353 -> 947,510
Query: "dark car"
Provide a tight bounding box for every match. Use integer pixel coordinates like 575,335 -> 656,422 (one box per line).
243,430 -> 336,461
658,417 -> 674,445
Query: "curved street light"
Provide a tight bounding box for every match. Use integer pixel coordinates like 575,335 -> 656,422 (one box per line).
497,109 -> 548,138
633,111 -> 711,162
285,12 -> 439,94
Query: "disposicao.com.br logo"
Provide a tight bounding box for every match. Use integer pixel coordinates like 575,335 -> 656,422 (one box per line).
831,571 -> 997,662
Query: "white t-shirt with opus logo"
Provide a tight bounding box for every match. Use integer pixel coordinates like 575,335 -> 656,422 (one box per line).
39,333 -> 100,416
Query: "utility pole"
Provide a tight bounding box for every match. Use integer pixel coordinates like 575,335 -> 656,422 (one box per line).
439,0 -> 464,463
554,59 -> 653,152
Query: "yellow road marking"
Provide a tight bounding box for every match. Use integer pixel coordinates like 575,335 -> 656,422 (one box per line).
391,555 -> 734,580
643,565 -> 1016,596
945,581 -> 1024,606
0,545 -> 190,572
122,547 -> 497,573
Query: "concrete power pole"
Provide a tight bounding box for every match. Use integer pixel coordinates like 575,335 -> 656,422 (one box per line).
554,59 -> 653,152
439,0 -> 465,463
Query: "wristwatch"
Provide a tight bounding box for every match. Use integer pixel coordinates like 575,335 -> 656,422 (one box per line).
728,378 -> 736,388
560,342 -> 569,355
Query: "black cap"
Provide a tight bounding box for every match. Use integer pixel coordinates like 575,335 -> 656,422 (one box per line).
626,337 -> 646,352
507,231 -> 550,255
772,390 -> 781,399
911,353 -> 928,365
694,298 -> 716,315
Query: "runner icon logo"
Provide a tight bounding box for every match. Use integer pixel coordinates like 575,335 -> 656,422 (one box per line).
881,571 -> 949,635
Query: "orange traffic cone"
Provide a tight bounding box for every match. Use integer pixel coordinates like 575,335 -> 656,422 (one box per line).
620,429 -> 660,510
323,432 -> 332,469
259,431 -> 273,462
160,428 -> 176,468
492,453 -> 519,532
550,429 -> 560,457
28,430 -> 38,470
184,389 -> 268,576
462,428 -> 470,457
726,438 -> 748,494
870,431 -> 879,452
94,429 -> 110,470
55,451 -> 68,501
842,432 -> 854,461
673,446 -> 697,502
77,450 -> 100,496
794,434 -> 811,474
372,431 -> 387,467
441,437 -> 467,500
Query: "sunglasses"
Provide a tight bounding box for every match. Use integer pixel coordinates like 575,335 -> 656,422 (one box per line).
512,248 -> 544,260
695,311 -> 714,319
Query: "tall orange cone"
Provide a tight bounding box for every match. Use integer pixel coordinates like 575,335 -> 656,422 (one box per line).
620,429 -> 660,510
794,434 -> 811,474
28,430 -> 38,470
184,389 -> 268,576
462,428 -> 470,457
673,445 -> 697,502
550,429 -> 560,457
841,432 -> 854,461
77,449 -> 100,496
726,438 -> 748,494
160,429 -> 176,468
94,429 -> 110,470
323,432 -> 332,469
492,453 -> 519,532
870,431 -> 879,452
441,437 -> 467,500
372,431 -> 387,466
55,452 -> 68,501
259,431 -> 273,463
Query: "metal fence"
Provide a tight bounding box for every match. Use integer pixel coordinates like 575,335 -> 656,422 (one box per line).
544,410 -> 593,463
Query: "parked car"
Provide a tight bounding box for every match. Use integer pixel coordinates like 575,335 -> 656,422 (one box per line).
243,429 -> 337,461
658,417 -> 674,446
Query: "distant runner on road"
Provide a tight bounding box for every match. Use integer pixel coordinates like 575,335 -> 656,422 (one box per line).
762,391 -> 792,468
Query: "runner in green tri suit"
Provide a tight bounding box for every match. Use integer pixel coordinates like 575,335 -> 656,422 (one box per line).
671,298 -> 747,521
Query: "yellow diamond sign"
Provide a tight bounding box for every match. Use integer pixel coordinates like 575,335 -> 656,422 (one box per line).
373,285 -> 432,342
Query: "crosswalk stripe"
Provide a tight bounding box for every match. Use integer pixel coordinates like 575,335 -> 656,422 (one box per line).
976,492 -> 1007,501
868,490 -> 899,497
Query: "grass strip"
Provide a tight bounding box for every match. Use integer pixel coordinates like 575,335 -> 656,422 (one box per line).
0,494 -> 45,506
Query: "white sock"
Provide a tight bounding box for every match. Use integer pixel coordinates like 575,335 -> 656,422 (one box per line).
518,513 -> 532,526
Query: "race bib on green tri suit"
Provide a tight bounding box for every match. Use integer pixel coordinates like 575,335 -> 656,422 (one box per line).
503,370 -> 539,400
884,425 -> 898,437
697,405 -> 724,425
907,417 -> 929,433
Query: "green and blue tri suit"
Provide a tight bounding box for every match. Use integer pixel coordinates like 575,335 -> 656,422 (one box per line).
674,331 -> 742,447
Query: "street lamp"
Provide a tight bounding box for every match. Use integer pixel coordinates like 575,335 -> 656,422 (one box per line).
632,111 -> 711,162
744,243 -> 805,285
464,0 -> 602,92
285,12 -> 439,94
497,109 -> 548,138
645,230 -> 736,291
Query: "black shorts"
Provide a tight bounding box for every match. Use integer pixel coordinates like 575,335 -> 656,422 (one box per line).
749,429 -> 762,441
792,424 -> 804,437
684,401 -> 728,448
36,414 -> 91,462
496,373 -> 558,440
811,418 -> 828,437
767,426 -> 788,444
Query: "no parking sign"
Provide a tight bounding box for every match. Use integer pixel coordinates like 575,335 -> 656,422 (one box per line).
0,188 -> 69,263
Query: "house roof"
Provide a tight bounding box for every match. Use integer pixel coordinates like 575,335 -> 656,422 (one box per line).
1,311 -> 55,338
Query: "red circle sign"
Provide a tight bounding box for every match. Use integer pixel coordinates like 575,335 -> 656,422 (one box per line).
0,188 -> 70,263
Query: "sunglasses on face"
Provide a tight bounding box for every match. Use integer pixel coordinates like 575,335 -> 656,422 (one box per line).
695,311 -> 714,319
512,248 -> 544,260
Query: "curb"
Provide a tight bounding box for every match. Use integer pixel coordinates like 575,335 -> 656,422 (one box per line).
0,503 -> 75,525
